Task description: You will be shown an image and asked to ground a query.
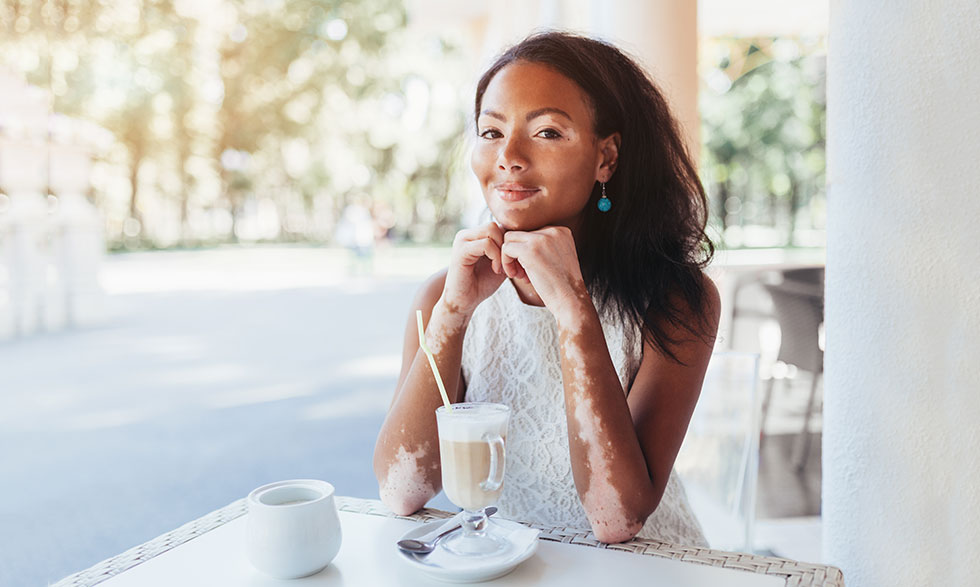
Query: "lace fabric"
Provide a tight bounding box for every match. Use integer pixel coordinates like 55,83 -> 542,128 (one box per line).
461,280 -> 708,547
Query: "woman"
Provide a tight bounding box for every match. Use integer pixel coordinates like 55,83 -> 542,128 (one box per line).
373,31 -> 720,546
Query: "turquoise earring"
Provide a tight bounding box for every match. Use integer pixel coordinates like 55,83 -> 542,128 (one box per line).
597,182 -> 612,212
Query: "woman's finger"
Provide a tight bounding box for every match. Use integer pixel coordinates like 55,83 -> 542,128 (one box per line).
499,240 -> 516,277
457,238 -> 489,265
458,238 -> 503,271
486,222 -> 505,250
455,222 -> 503,246
483,237 -> 502,274
501,230 -> 529,244
500,240 -> 528,279
462,222 -> 504,247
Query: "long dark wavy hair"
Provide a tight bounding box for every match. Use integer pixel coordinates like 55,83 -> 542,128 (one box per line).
475,31 -> 715,363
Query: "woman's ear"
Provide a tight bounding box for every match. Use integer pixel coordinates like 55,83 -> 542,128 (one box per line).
596,132 -> 621,183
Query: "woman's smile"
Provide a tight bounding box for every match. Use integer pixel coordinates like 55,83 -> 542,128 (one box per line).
494,182 -> 541,202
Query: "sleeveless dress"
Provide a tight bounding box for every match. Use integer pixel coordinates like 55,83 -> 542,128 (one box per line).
460,279 -> 708,547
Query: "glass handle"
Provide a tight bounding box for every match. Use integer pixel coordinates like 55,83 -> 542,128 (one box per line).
480,432 -> 505,492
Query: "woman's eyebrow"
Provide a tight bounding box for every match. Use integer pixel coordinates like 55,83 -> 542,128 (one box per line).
479,109 -> 506,121
526,107 -> 572,122
478,107 -> 573,122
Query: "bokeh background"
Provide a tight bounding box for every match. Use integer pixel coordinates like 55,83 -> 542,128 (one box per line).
0,1 -> 828,585
0,0 -> 826,251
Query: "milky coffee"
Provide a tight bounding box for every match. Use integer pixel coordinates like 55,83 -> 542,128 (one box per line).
435,403 -> 510,512
439,437 -> 506,511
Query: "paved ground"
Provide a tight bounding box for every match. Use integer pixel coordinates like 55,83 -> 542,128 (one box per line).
0,246 -> 454,587
0,245 -> 823,586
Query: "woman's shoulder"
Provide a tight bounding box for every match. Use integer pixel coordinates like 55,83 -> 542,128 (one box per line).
699,272 -> 722,320
672,270 -> 721,317
640,270 -> 721,345
639,269 -> 719,314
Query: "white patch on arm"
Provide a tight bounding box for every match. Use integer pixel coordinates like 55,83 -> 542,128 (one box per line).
564,335 -> 643,542
379,444 -> 435,515
573,391 -> 637,540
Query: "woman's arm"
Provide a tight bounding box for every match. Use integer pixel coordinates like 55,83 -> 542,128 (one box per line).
373,223 -> 505,515
556,281 -> 720,543
500,226 -> 720,543
373,272 -> 463,515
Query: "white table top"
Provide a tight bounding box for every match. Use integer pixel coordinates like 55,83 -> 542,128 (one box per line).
56,497 -> 842,586
96,510 -> 783,586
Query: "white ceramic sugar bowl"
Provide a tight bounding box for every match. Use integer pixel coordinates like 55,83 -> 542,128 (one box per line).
246,479 -> 342,579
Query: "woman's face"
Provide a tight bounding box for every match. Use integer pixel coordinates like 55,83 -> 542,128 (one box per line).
471,61 -> 617,233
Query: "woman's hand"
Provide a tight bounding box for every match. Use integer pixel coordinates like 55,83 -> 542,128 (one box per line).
441,222 -> 507,316
499,226 -> 589,321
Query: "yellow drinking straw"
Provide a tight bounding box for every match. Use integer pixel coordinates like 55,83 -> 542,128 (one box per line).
416,310 -> 453,411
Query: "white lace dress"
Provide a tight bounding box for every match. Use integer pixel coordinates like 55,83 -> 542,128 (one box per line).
460,279 -> 708,547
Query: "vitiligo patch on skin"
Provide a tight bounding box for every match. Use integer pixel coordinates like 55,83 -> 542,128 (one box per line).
379,444 -> 435,515
559,326 -> 595,500
561,324 -> 644,542
561,326 -> 591,382
572,390 -> 642,541
424,314 -> 464,355
498,196 -> 533,211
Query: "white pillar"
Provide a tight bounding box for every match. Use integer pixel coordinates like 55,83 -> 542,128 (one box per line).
0,139 -> 49,338
49,143 -> 105,328
825,1 -> 980,585
0,71 -> 53,339
592,0 -> 700,160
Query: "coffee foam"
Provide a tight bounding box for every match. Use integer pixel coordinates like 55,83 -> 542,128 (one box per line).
437,414 -> 507,442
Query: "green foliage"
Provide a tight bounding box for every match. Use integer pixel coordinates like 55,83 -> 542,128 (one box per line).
0,0 -> 466,247
701,37 -> 826,248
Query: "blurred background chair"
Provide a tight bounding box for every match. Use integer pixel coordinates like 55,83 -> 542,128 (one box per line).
760,268 -> 824,472
675,351 -> 761,552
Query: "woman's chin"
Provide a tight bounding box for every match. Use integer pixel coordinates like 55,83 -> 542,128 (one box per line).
491,211 -> 544,232
499,219 -> 545,233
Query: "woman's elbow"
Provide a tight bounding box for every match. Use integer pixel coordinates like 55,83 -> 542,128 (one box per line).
374,441 -> 439,515
377,468 -> 437,515
379,486 -> 431,516
585,492 -> 655,543
590,517 -> 645,544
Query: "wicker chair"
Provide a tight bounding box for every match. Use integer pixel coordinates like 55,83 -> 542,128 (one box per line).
761,268 -> 824,471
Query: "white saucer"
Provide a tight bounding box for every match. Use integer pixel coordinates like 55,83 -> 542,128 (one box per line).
397,518 -> 540,583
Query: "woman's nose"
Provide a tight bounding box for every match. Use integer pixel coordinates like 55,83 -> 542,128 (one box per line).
497,136 -> 528,171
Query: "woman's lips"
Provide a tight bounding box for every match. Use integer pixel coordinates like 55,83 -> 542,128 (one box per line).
494,184 -> 540,202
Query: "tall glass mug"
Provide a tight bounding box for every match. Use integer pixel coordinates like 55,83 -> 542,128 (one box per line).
435,402 -> 510,556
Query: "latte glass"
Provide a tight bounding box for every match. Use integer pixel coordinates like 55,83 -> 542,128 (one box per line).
435,402 -> 510,556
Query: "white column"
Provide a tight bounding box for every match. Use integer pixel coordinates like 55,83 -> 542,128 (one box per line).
591,0 -> 700,160
0,139 -> 49,338
825,1 -> 980,585
50,143 -> 105,328
0,71 -> 52,339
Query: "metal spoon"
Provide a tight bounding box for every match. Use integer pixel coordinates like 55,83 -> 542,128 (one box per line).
398,507 -> 498,555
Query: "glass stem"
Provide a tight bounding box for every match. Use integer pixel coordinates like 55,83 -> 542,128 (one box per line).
460,508 -> 489,539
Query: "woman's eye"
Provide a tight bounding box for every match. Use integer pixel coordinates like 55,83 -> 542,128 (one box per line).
537,128 -> 562,139
479,129 -> 502,139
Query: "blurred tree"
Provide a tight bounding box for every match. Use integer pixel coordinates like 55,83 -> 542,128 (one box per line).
1,0 -> 201,240
164,11 -> 201,242
701,37 -> 826,248
0,0 -> 468,248
212,0 -> 398,239
211,0 -> 465,243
